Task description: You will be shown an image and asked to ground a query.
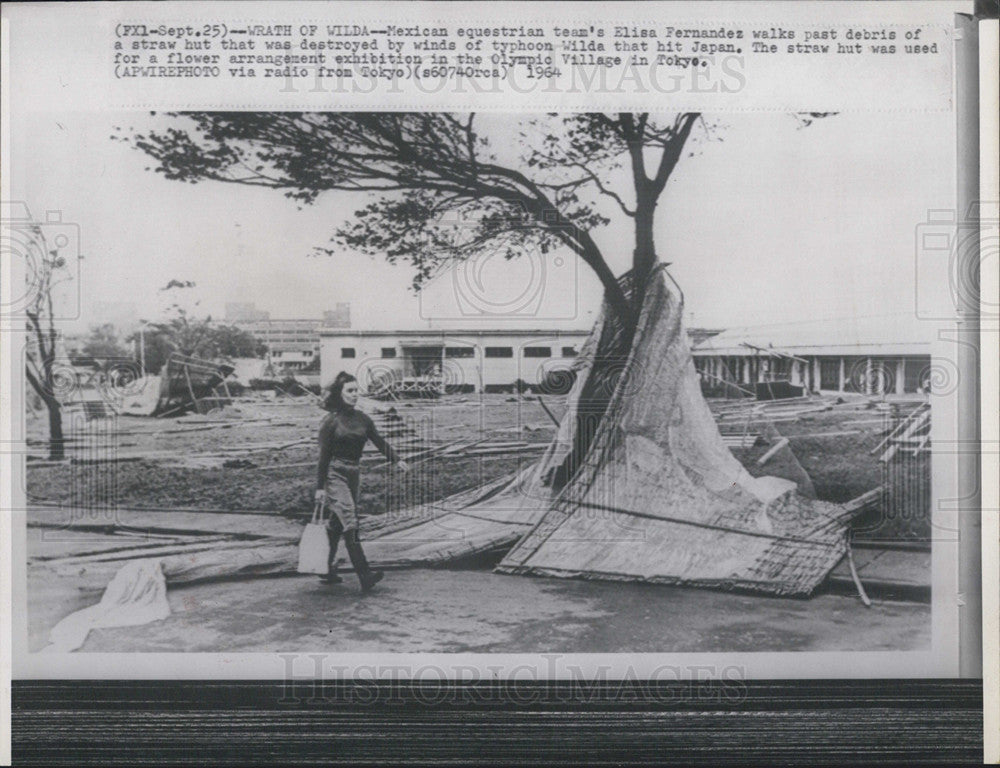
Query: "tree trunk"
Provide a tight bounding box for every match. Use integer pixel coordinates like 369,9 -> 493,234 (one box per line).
46,397 -> 64,460
632,196 -> 658,312
577,239 -> 633,330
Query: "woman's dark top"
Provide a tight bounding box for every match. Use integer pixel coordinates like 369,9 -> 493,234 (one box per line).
316,407 -> 399,489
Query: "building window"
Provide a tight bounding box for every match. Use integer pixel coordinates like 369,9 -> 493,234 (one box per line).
445,346 -> 475,358
523,346 -> 552,358
272,351 -> 282,358
341,347 -> 355,358
381,347 -> 397,359
304,350 -> 313,357
904,357 -> 929,393
561,346 -> 578,358
484,347 -> 513,358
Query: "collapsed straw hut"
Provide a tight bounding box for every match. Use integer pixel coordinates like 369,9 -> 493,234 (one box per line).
365,265 -> 856,596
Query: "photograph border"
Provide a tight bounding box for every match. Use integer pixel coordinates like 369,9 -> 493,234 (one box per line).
3,1 -> 997,763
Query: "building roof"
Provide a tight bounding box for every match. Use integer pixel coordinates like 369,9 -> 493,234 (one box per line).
691,314 -> 934,357
268,341 -> 317,352
319,328 -> 592,338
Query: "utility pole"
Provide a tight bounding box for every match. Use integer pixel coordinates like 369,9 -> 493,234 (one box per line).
139,321 -> 146,374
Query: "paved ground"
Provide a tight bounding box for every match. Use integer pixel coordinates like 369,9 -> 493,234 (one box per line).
28,565 -> 930,654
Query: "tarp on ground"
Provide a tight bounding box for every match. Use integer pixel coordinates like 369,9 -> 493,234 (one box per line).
117,375 -> 163,416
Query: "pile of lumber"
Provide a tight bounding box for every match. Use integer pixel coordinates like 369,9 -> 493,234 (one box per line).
872,402 -> 931,463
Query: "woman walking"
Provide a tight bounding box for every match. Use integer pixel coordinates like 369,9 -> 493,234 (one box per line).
315,372 -> 408,591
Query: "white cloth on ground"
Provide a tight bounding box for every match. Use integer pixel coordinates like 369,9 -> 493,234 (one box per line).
44,558 -> 171,653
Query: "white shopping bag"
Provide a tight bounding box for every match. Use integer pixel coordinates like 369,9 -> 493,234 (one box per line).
297,500 -> 330,574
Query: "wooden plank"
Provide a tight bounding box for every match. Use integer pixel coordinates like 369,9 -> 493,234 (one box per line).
536,396 -> 561,426
786,430 -> 864,439
880,408 -> 931,462
27,506 -> 302,539
842,486 -> 884,514
870,402 -> 928,455
34,536 -> 241,565
182,363 -> 199,415
756,438 -> 789,466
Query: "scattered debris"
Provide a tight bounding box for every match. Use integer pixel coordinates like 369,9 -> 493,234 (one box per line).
875,403 -> 931,462
154,354 -> 235,417
756,437 -> 790,466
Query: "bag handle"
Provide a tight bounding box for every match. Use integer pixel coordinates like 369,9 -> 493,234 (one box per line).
311,497 -> 326,525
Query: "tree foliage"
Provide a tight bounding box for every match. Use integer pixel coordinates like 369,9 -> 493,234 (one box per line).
129,309 -> 267,374
77,323 -> 131,362
122,110 -> 829,483
123,112 -> 715,327
126,280 -> 267,373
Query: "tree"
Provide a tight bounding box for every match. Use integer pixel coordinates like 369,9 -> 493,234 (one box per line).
78,323 -> 130,362
210,323 -> 268,359
125,280 -> 266,373
23,228 -> 73,459
127,310 -> 267,374
123,113 -> 718,329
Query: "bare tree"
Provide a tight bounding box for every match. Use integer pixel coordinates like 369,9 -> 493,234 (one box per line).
24,229 -> 72,459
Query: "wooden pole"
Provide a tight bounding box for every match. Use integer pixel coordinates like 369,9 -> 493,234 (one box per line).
536,395 -> 561,427
845,537 -> 872,607
183,362 -> 199,415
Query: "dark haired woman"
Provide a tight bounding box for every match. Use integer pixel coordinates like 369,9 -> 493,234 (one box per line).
315,372 -> 408,592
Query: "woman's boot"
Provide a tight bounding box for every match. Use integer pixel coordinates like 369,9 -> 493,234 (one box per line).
344,529 -> 383,592
319,520 -> 344,584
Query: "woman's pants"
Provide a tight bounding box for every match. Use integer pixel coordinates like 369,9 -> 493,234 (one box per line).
325,506 -> 379,587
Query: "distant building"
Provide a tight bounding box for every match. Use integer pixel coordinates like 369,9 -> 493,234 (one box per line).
690,315 -> 933,396
323,303 -> 351,328
224,302 -> 270,323
228,302 -> 350,372
686,327 -> 724,348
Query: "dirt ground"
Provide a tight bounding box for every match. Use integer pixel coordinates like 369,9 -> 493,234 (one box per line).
26,564 -> 928,654
23,391 -> 932,655
26,392 -> 931,541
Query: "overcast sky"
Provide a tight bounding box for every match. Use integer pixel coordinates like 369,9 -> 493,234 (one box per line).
10,109 -> 954,336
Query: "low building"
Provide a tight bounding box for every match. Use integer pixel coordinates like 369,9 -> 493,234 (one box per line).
265,340 -> 318,371
690,315 -> 933,396
320,326 -> 723,395
319,329 -> 591,394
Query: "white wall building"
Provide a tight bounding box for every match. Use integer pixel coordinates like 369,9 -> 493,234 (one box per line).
319,329 -> 590,394
690,315 -> 934,396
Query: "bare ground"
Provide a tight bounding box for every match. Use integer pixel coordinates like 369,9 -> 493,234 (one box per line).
26,393 -> 930,541
26,564 -> 928,654
23,392 -> 932,654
